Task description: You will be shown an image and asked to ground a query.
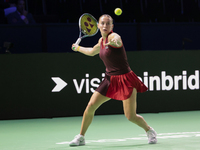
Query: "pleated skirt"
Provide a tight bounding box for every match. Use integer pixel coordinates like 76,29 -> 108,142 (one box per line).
95,71 -> 148,100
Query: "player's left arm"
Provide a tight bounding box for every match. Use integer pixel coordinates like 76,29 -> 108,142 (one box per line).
105,33 -> 122,47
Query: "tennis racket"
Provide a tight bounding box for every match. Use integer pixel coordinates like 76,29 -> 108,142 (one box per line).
73,13 -> 99,50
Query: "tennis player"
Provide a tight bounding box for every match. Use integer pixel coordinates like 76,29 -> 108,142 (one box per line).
70,14 -> 157,146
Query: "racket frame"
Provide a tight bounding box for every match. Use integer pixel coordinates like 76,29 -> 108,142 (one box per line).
75,13 -> 99,45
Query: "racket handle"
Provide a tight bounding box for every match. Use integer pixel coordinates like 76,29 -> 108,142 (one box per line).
72,38 -> 81,51
75,38 -> 81,45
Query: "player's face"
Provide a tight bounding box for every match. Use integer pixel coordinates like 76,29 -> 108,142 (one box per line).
98,16 -> 113,36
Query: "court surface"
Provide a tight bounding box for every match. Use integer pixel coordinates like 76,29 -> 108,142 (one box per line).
0,111 -> 200,150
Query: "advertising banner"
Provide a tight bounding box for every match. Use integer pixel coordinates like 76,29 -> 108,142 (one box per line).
0,50 -> 199,119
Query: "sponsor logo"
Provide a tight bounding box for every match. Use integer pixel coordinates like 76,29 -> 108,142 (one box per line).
52,70 -> 199,93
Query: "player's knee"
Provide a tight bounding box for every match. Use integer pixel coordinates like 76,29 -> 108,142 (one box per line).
125,114 -> 134,121
125,114 -> 137,123
85,102 -> 97,114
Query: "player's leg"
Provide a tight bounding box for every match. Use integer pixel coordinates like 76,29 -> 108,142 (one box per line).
122,88 -> 157,144
122,88 -> 150,131
80,91 -> 110,135
69,91 -> 110,146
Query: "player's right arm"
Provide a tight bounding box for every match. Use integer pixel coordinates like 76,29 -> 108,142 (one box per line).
72,38 -> 102,56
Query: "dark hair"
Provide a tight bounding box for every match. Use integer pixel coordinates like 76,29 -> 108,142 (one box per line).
13,0 -> 24,5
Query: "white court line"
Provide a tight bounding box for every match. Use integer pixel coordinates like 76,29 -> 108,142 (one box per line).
56,131 -> 200,144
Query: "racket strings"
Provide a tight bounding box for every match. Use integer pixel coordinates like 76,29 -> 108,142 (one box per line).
80,15 -> 98,36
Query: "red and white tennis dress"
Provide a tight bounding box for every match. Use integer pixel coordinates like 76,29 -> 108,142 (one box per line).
95,33 -> 148,100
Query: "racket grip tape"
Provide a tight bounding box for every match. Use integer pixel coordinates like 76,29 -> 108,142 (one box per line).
72,38 -> 81,50
75,38 -> 81,45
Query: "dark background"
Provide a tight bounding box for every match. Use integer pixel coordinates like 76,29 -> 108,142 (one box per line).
0,50 -> 199,120
0,0 -> 200,120
0,22 -> 200,54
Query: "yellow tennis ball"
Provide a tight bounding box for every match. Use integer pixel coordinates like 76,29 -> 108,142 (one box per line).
114,8 -> 122,16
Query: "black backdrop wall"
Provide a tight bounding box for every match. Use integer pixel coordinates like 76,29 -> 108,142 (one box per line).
1,23 -> 200,54
0,50 -> 199,120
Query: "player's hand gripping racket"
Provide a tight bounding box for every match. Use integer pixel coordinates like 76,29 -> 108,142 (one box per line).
73,13 -> 99,50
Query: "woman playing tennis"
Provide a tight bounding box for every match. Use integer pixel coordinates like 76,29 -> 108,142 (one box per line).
70,14 -> 157,146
